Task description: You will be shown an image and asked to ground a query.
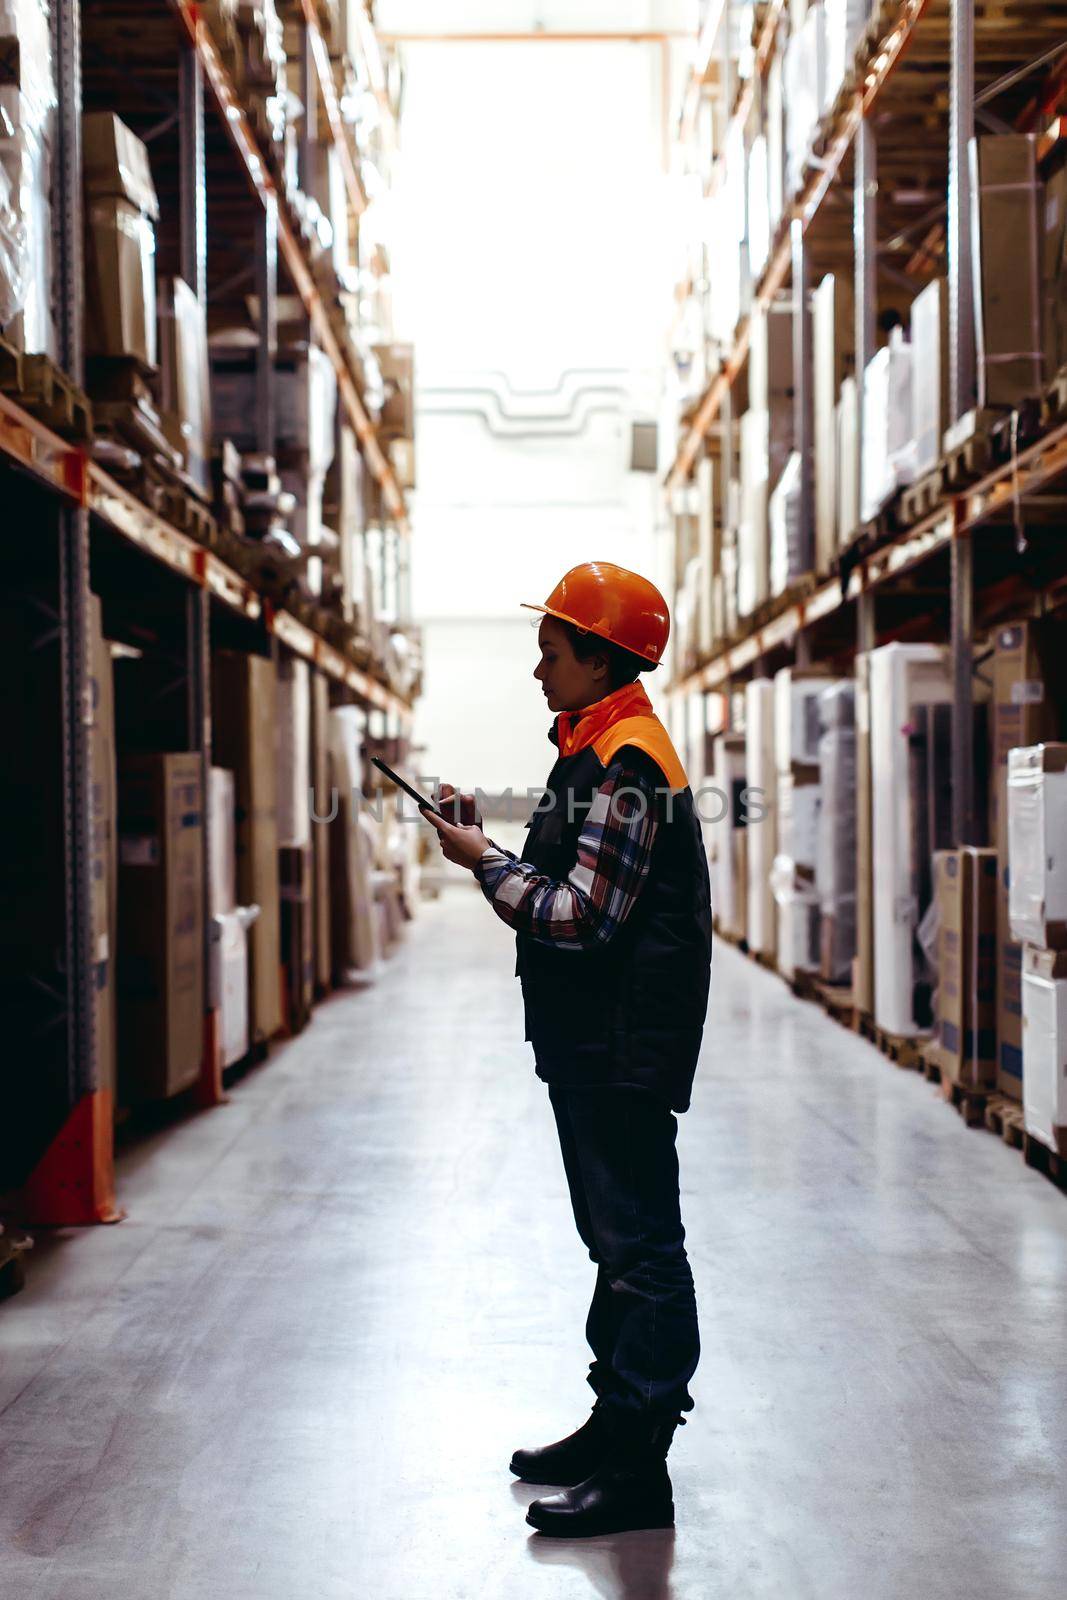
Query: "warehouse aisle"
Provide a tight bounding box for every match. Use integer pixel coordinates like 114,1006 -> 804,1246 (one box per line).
3,889 -> 1067,1600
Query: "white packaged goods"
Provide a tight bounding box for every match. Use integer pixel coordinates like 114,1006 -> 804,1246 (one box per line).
823,0 -> 869,114
813,272 -> 854,572
1022,947 -> 1067,1152
738,409 -> 770,619
750,301 -> 794,484
328,706 -> 381,974
777,771 -> 820,872
277,345 -> 338,475
159,277 -> 212,494
909,277 -> 948,478
836,375 -> 859,545
861,329 -> 914,522
870,643 -> 952,1035
746,678 -> 778,959
772,768 -> 822,980
775,668 -> 837,773
775,889 -> 821,980
1008,744 -> 1067,948
0,0 -> 56,355
277,656 -> 311,849
766,52 -> 785,231
784,2 -> 826,198
696,456 -> 715,655
712,732 -> 747,940
747,136 -> 770,278
209,767 -> 237,916
769,452 -> 803,597
816,682 -> 857,982
210,907 -> 260,1068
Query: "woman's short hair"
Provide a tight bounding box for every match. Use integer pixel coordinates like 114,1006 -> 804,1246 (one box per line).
557,618 -> 656,690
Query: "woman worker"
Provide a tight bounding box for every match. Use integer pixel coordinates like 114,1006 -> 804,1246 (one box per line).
425,561 -> 713,1539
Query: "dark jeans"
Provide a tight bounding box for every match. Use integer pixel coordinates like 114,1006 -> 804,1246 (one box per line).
548,1081 -> 699,1421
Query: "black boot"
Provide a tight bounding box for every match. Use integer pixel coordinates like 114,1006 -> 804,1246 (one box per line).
509,1400 -> 613,1487
525,1411 -> 683,1538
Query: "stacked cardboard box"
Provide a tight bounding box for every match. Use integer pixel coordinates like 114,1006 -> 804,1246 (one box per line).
990,623 -> 1067,1097
211,652 -> 282,1043
870,643 -> 952,1036
116,753 -> 204,1104
934,848 -> 998,1090
83,113 -> 159,369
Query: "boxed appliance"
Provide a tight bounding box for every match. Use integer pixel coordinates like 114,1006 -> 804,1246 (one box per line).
854,652 -> 874,1013
310,668 -> 332,990
209,906 -> 259,1068
711,731 -> 747,940
813,271 -> 855,574
0,0 -> 56,356
909,277 -> 949,478
158,276 -> 211,495
769,452 -> 804,598
328,705 -> 380,977
934,847 -> 998,1090
277,655 -> 311,849
280,845 -> 314,1032
83,111 -> 159,367
208,766 -> 237,917
870,643 -> 952,1036
749,300 -> 795,488
772,770 -> 821,981
774,666 -> 836,774
783,1 -> 826,197
1022,946 -> 1067,1154
861,329 -> 914,522
696,455 -> 717,657
823,0 -> 869,113
1008,743 -> 1067,949
745,678 -> 778,959
211,652 -> 282,1042
969,133 -> 1044,409
816,681 -> 857,984
738,409 -> 770,619
116,752 -> 204,1103
836,374 -> 860,548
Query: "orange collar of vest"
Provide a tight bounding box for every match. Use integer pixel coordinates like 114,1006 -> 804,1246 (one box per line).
552,681 -> 689,792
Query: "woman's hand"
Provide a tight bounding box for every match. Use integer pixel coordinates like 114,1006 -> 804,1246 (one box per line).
423,809 -> 492,872
434,782 -> 482,827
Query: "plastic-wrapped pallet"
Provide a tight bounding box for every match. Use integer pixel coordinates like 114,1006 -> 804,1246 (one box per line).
861,328 -> 914,522
816,682 -> 857,983
738,410 -> 770,619
1007,744 -> 1067,948
870,643 -> 952,1035
909,277 -> 949,479
771,771 -> 821,980
711,732 -> 747,941
1022,947 -> 1067,1154
836,375 -> 859,547
0,0 -> 56,356
823,0 -> 869,115
159,277 -> 212,495
745,679 -> 778,959
813,272 -> 854,573
769,452 -> 804,598
783,2 -> 826,198
774,666 -> 832,774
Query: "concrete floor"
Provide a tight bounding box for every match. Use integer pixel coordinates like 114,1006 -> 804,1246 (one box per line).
3,887 -> 1067,1600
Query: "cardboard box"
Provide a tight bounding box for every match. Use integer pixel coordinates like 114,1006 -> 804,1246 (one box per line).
1021,945 -> 1067,1154
211,652 -> 281,1042
934,848 -> 998,1090
836,375 -> 859,548
970,133 -> 1044,409
769,452 -> 804,598
277,655 -> 311,849
774,666 -> 837,774
280,846 -> 314,1032
909,277 -> 950,477
870,643 -> 951,1035
1042,152 -> 1067,379
83,113 -> 159,368
854,653 -> 874,1015
158,276 -> 211,495
1008,743 -> 1067,948
208,767 -> 237,917
813,272 -> 854,574
749,301 -> 795,488
861,330 -> 914,522
88,595 -> 117,1102
209,908 -> 256,1068
116,753 -> 204,1103
738,409 -> 769,619
310,669 -> 332,991
328,705 -> 380,977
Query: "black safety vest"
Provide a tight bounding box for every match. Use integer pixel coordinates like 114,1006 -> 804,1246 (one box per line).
515,736 -> 712,1113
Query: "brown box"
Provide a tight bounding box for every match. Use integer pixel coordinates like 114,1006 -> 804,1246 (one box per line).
88,596 -> 117,1103
83,113 -> 159,368
310,670 -> 332,991
991,621 -> 1067,1095
1042,153 -> 1067,378
970,134 -> 1044,408
211,653 -> 282,1044
280,847 -> 314,1033
117,753 -> 204,1103
853,652 -> 874,1017
935,848 -> 998,1090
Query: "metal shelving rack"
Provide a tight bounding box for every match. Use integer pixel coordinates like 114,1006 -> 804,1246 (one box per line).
667,0 -> 1067,860
2,0 -> 416,1226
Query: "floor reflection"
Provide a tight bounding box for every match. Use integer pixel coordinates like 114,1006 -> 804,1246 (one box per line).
526,1524 -> 677,1600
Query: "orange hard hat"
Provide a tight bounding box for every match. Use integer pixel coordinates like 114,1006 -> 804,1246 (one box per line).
521,561 -> 670,665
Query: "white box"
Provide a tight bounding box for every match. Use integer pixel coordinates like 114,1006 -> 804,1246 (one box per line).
277,656 -> 311,849
1008,744 -> 1067,948
1022,947 -> 1067,1153
738,409 -> 769,619
769,452 -> 803,598
711,732 -> 747,940
909,277 -> 948,479
777,772 -> 821,873
745,678 -> 778,958
870,642 -> 952,1035
774,667 -> 835,772
696,455 -> 715,655
836,374 -> 860,547
208,766 -> 236,916
209,907 -> 258,1068
862,330 -> 914,522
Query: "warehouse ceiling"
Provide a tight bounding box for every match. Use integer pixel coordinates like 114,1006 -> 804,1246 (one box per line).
376,0 -> 696,38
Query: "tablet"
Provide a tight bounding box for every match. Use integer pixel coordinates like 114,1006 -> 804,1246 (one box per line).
370,755 -> 443,817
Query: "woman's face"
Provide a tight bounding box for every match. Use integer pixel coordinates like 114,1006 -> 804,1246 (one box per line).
533,617 -> 608,714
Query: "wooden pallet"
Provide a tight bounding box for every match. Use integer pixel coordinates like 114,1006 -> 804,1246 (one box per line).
942,425 -> 994,489
155,477 -> 218,548
1022,1132 -> 1067,1192
1041,364 -> 1067,429
815,980 -> 858,1030
937,1070 -> 989,1128
985,1093 -> 1026,1148
790,966 -> 821,1003
0,1226 -> 31,1301
0,349 -> 93,441
871,1024 -> 924,1071
899,466 -> 944,527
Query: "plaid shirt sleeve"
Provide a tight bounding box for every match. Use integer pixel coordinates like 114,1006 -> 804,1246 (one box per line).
473,755 -> 660,949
